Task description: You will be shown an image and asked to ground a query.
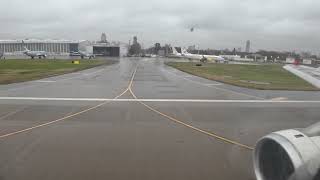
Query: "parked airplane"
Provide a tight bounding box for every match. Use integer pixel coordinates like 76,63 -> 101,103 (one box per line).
181,48 -> 226,63
168,46 -> 226,63
69,51 -> 81,56
79,51 -> 95,59
181,48 -> 206,60
23,47 -> 47,59
204,54 -> 226,62
22,41 -> 47,59
167,47 -> 183,58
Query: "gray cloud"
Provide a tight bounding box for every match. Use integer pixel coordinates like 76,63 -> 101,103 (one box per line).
0,0 -> 319,53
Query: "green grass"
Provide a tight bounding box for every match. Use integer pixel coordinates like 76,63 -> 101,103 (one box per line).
166,62 -> 319,91
0,59 -> 115,84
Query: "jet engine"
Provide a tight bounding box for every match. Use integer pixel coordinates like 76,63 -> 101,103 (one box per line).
254,122 -> 320,180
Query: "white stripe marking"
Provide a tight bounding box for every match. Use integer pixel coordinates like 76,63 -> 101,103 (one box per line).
57,69 -> 105,81
270,97 -> 288,101
5,68 -> 106,91
204,83 -> 222,86
35,80 -> 56,83
0,97 -> 319,103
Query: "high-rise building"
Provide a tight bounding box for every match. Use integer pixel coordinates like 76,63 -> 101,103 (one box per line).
129,36 -> 141,55
245,40 -> 251,53
133,36 -> 138,45
101,33 -> 107,43
154,43 -> 161,54
188,45 -> 196,51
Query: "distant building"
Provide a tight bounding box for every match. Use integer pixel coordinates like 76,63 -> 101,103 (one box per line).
158,50 -> 165,56
0,39 -> 80,54
133,36 -> 138,45
300,51 -> 312,59
129,36 -> 141,55
232,48 -> 237,55
76,37 -> 121,57
85,42 -> 121,57
245,40 -> 251,53
286,57 -> 297,64
164,44 -> 170,56
188,45 -> 196,51
154,43 -> 161,54
93,45 -> 120,57
100,33 -> 107,43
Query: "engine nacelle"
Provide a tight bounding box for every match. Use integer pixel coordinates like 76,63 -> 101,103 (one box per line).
254,127 -> 320,180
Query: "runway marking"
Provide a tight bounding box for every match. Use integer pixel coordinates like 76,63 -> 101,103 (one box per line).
162,68 -> 265,100
6,84 -> 42,92
130,65 -> 254,151
270,97 -> 288,101
35,80 -> 56,83
82,69 -> 105,76
4,67 -> 108,92
0,106 -> 28,120
0,66 -> 133,140
0,101 -> 109,139
0,97 -> 319,103
204,83 -> 222,86
55,68 -> 106,82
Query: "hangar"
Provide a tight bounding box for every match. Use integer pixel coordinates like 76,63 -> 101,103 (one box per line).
0,39 -> 80,54
93,46 -> 120,57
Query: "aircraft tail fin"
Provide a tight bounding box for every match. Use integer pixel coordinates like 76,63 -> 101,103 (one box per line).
172,47 -> 179,54
22,40 -> 29,52
23,46 -> 29,52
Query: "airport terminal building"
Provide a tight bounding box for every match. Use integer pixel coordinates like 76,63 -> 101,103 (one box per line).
0,38 -> 125,57
0,39 -> 80,54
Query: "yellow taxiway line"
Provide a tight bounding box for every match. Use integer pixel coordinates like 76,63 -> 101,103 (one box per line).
129,65 -> 254,151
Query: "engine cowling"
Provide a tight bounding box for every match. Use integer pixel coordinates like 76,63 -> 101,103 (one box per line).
254,124 -> 320,180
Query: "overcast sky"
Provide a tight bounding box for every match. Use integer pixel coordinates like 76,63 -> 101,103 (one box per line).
0,0 -> 319,53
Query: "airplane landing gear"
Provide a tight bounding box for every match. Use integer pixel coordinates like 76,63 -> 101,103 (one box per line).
200,58 -> 207,63
200,55 -> 207,63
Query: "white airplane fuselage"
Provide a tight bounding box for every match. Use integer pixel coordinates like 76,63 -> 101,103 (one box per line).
23,46 -> 47,59
181,48 -> 226,62
203,55 -> 226,62
169,47 -> 226,62
24,50 -> 47,59
79,51 -> 95,59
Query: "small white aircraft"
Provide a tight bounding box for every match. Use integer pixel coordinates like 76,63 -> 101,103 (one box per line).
181,48 -> 226,63
23,46 -> 47,59
181,48 -> 205,60
21,41 -> 47,59
79,51 -> 95,59
168,46 -> 226,63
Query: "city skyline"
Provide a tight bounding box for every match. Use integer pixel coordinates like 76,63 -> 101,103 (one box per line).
0,0 -> 319,54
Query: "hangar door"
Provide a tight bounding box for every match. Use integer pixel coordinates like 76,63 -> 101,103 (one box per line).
93,46 -> 120,57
